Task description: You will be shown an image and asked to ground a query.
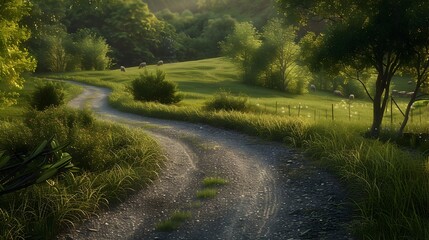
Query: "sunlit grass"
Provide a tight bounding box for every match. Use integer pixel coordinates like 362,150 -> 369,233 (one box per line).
40,57 -> 427,128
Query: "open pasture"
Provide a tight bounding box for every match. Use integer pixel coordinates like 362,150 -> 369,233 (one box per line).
43,58 -> 428,131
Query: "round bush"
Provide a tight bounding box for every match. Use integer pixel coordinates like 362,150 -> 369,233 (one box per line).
128,70 -> 182,104
204,90 -> 250,112
30,82 -> 65,111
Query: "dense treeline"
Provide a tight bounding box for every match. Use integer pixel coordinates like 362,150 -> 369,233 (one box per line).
16,0 -> 275,72
22,0 -> 173,70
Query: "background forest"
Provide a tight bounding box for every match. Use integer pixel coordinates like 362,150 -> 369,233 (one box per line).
21,0 -> 275,71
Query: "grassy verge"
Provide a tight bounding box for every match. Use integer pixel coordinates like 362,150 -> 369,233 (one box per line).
0,107 -> 164,239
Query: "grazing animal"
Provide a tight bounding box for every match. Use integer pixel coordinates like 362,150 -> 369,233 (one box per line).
139,62 -> 147,69
157,60 -> 164,66
349,94 -> 355,100
310,84 -> 316,92
120,66 -> 126,72
407,91 -> 415,97
398,91 -> 407,97
333,90 -> 344,97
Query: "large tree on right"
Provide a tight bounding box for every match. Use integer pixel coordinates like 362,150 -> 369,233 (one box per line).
278,0 -> 429,137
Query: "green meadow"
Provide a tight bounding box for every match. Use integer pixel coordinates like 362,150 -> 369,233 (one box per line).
43,57 -> 426,130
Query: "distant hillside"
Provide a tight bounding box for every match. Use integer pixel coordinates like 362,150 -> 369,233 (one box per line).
143,0 -> 276,27
143,0 -> 198,12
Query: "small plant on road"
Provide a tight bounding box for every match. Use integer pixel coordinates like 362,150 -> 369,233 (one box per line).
203,177 -> 228,187
196,188 -> 218,199
197,177 -> 228,199
156,211 -> 192,232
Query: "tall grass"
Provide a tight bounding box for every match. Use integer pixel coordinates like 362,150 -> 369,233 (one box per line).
305,123 -> 429,239
0,107 -> 164,239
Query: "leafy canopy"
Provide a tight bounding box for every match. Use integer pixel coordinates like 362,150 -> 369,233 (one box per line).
278,0 -> 429,137
0,0 -> 36,106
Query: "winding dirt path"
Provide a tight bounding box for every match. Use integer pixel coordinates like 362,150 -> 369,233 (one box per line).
60,83 -> 353,240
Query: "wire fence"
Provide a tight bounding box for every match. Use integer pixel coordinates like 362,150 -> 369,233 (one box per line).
256,98 -> 429,128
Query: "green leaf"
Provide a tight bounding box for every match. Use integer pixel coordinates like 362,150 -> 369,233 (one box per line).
36,168 -> 58,184
0,152 -> 11,169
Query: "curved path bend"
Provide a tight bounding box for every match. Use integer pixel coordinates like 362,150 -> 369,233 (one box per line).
60,83 -> 353,240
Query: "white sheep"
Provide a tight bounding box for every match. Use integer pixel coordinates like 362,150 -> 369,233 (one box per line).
333,90 -> 343,97
157,60 -> 164,66
120,66 -> 126,72
310,84 -> 316,92
349,94 -> 355,100
139,62 -> 147,69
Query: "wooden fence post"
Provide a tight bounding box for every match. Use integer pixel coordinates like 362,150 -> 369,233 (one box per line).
275,101 -> 278,114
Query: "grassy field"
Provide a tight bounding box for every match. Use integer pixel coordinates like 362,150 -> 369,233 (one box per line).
25,57 -> 429,239
0,77 -> 82,120
41,57 -> 428,131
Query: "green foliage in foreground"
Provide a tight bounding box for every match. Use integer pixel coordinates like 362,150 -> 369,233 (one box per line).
0,107 -> 163,239
0,137 -> 75,196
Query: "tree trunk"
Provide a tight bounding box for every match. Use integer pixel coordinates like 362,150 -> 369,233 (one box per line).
397,82 -> 423,136
397,98 -> 414,136
369,73 -> 391,137
370,90 -> 384,137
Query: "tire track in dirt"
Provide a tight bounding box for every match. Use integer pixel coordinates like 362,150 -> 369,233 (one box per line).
60,82 -> 354,240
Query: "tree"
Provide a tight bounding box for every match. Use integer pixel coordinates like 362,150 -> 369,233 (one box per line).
0,0 -> 36,106
262,18 -> 311,93
62,0 -> 171,66
278,0 -> 429,137
200,15 -> 237,57
397,2 -> 429,135
73,29 -> 111,70
220,22 -> 261,84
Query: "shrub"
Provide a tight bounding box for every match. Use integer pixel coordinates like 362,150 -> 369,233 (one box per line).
74,29 -> 111,70
128,70 -> 182,104
30,82 -> 65,111
204,90 -> 250,112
